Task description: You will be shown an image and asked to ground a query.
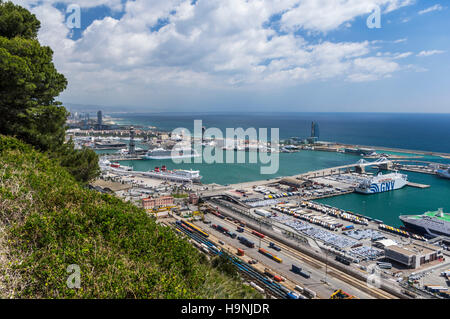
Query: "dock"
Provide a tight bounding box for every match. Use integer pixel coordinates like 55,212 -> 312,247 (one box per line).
407,182 -> 431,189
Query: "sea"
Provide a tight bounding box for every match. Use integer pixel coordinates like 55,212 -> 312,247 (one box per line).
109,112 -> 450,227
112,112 -> 450,153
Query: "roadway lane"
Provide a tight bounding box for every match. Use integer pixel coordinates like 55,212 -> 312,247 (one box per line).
197,213 -> 376,299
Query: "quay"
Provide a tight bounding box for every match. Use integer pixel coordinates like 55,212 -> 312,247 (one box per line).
407,182 -> 431,189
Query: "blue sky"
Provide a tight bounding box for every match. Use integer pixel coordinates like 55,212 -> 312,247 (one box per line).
14,0 -> 450,113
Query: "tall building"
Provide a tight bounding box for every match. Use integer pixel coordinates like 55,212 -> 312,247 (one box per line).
311,122 -> 320,139
97,110 -> 103,128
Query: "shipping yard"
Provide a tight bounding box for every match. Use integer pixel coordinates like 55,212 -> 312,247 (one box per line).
92,147 -> 450,299
81,117 -> 450,299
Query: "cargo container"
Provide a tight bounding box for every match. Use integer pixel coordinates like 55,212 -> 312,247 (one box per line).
264,268 -> 274,278
216,224 -> 229,233
279,285 -> 290,294
269,242 -> 281,252
273,275 -> 282,282
287,292 -> 299,299
291,264 -> 302,274
342,225 -> 355,231
258,248 -> 283,263
303,287 -> 316,298
294,285 -> 304,293
226,231 -> 237,239
250,282 -> 265,294
252,230 -> 265,239
238,236 -> 255,248
209,246 -> 219,254
335,255 -> 351,266
298,270 -> 311,279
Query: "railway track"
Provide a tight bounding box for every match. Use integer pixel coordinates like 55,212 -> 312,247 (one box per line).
171,222 -> 290,299
203,213 -> 398,299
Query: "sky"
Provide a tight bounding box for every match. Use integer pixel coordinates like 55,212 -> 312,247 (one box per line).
12,0 -> 450,113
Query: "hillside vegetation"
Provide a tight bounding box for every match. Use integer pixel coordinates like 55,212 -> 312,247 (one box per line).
0,135 -> 260,298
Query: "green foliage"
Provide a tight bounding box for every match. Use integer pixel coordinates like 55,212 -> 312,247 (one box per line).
211,253 -> 240,279
0,135 -> 261,299
0,2 -> 100,183
52,140 -> 101,184
0,33 -> 68,151
0,1 -> 40,39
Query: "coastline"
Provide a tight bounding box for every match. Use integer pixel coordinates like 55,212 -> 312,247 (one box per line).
334,143 -> 450,158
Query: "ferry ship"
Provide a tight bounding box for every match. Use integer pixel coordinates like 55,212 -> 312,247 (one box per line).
400,209 -> 450,237
355,172 -> 408,194
436,167 -> 450,179
344,147 -> 376,156
94,140 -> 127,149
99,159 -> 133,172
143,147 -> 200,160
142,166 -> 202,183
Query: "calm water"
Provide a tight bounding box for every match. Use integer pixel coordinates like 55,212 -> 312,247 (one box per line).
316,171 -> 450,227
119,150 -> 355,185
117,150 -> 450,227
112,112 -> 450,153
110,112 -> 450,227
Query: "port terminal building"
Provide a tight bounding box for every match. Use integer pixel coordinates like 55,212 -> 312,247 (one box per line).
142,196 -> 174,210
384,243 -> 444,269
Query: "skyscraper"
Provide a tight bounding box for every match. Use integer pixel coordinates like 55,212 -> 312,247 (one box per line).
97,110 -> 103,128
311,122 -> 320,139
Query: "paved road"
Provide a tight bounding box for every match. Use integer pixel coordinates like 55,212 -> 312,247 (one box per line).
200,213 -> 378,299
204,200 -> 402,299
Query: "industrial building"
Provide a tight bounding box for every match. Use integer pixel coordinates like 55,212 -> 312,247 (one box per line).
279,177 -> 311,189
384,243 -> 444,269
142,196 -> 174,210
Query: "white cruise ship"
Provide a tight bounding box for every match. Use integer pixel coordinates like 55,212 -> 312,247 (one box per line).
143,147 -> 200,160
355,172 -> 408,194
400,209 -> 450,237
142,166 -> 202,183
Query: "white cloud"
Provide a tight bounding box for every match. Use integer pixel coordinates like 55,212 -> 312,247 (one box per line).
279,0 -> 414,33
393,38 -> 407,43
417,50 -> 445,57
418,4 -> 444,15
10,0 -> 417,106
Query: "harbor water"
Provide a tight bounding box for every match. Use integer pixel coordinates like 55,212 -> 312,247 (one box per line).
116,150 -> 449,228
107,112 -> 450,227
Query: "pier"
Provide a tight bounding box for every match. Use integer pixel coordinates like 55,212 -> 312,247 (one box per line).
407,182 -> 431,189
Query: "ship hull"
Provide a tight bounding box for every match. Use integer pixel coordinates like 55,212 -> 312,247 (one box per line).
355,178 -> 407,194
143,154 -> 200,160
142,171 -> 202,182
400,219 -> 449,238
436,170 -> 450,179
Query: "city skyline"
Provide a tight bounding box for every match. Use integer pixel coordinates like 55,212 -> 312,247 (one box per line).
13,0 -> 450,113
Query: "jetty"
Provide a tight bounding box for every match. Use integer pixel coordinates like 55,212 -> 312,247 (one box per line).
407,182 -> 431,189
